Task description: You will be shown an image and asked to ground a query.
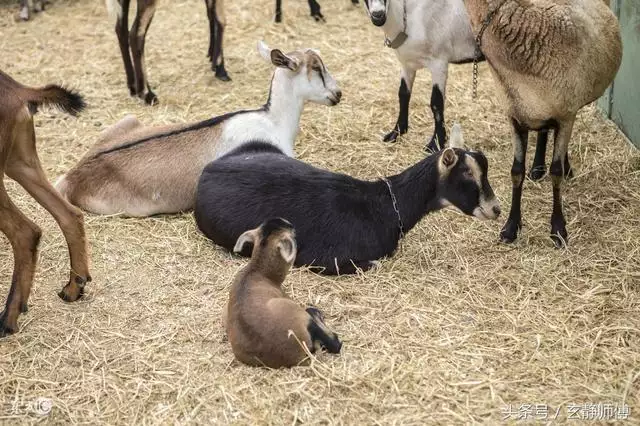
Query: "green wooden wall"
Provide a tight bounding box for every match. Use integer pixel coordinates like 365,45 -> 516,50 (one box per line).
598,0 -> 640,149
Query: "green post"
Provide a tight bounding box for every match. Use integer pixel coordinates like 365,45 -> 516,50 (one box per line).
598,0 -> 640,149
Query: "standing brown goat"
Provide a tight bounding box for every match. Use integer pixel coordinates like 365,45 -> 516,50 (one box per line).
226,218 -> 342,368
0,70 -> 91,336
106,0 -> 229,105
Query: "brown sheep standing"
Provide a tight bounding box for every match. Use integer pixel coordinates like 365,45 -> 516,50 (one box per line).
225,218 -> 342,368
464,0 -> 622,247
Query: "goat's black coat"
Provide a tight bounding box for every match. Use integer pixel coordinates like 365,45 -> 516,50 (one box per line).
195,141 -> 489,275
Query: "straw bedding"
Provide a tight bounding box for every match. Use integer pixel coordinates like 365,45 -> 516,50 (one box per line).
0,0 -> 638,423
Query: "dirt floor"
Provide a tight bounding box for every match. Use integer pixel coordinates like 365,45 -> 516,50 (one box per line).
1,0 -> 639,424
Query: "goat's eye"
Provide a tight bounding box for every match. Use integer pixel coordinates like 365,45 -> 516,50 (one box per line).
464,169 -> 474,179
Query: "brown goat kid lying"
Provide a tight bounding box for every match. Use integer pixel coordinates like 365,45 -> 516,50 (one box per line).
0,70 -> 91,336
465,0 -> 622,247
226,218 -> 342,368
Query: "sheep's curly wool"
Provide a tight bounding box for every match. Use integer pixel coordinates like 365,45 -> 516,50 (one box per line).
466,0 -> 621,121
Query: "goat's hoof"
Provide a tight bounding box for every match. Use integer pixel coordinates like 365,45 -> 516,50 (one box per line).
425,135 -> 444,153
529,165 -> 546,181
33,1 -> 44,12
424,142 -> 440,154
58,275 -> 90,302
351,0 -> 359,4
550,225 -> 568,248
144,91 -> 159,106
312,12 -> 325,22
0,312 -> 18,337
274,14 -> 282,23
215,67 -> 231,82
383,129 -> 401,143
20,303 -> 28,314
17,8 -> 30,21
500,220 -> 521,243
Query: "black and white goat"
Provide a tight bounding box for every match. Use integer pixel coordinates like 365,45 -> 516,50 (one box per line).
195,124 -> 500,275
361,0 -> 479,151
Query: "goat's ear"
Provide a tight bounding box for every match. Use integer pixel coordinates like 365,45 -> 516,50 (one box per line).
233,229 -> 258,253
439,148 -> 459,172
277,235 -> 297,264
270,49 -> 300,72
449,122 -> 465,149
257,40 -> 272,62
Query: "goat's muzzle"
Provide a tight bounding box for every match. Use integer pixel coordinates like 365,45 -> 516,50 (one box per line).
370,12 -> 386,26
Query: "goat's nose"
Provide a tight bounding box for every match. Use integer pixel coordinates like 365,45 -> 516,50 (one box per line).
335,90 -> 342,101
492,205 -> 501,218
370,11 -> 386,25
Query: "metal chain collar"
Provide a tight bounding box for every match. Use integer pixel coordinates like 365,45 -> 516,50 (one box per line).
472,0 -> 506,99
382,177 -> 405,242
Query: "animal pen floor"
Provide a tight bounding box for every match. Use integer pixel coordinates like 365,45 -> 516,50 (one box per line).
1,0 -> 639,424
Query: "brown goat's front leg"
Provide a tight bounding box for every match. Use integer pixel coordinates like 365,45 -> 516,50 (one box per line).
205,0 -> 230,81
6,125 -> 91,303
500,119 -> 529,243
549,118 -> 575,248
0,183 -> 41,336
130,0 -> 158,105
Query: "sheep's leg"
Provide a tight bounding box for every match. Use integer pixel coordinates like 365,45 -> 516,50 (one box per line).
274,0 -> 282,22
529,130 -> 549,181
549,118 -> 575,248
383,67 -> 416,143
500,119 -> 529,243
205,0 -> 230,81
130,0 -> 158,105
530,130 -> 573,181
115,0 -> 137,96
308,0 -> 325,22
6,120 -> 92,303
426,61 -> 448,152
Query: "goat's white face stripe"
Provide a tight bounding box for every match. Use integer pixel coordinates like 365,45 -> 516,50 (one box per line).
368,0 -> 386,15
465,155 -> 501,220
464,155 -> 482,187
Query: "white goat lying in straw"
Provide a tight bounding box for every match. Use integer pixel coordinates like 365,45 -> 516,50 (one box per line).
55,41 -> 341,217
465,0 -> 622,247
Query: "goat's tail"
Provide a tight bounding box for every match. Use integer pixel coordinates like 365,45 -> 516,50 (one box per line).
24,85 -> 86,117
105,0 -> 122,21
